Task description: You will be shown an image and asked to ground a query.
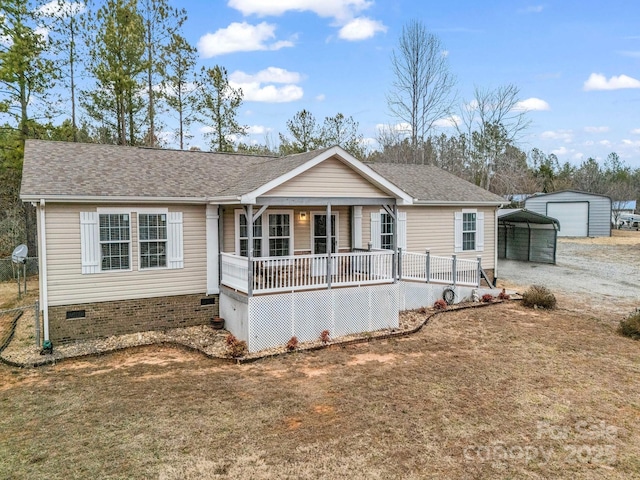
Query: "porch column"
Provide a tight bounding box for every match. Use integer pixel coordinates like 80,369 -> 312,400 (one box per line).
246,204 -> 254,297
392,203 -> 398,283
326,202 -> 332,289
206,204 -> 220,295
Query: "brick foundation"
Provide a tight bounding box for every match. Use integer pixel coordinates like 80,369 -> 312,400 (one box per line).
49,293 -> 219,344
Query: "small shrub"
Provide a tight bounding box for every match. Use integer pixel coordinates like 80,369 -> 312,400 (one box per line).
286,336 -> 299,351
618,311 -> 640,340
481,293 -> 494,303
225,334 -> 247,358
417,306 -> 427,314
522,285 -> 557,309
320,330 -> 330,344
433,299 -> 447,310
498,288 -> 510,300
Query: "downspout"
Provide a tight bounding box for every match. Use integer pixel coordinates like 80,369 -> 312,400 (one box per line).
39,199 -> 49,344
493,206 -> 499,286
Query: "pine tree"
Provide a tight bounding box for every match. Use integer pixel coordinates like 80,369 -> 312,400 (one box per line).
198,65 -> 246,152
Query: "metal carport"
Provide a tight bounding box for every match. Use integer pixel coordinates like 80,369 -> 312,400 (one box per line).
498,209 -> 560,264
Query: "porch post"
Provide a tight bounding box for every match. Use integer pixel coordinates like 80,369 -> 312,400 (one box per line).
452,254 -> 457,286
477,256 -> 482,288
392,204 -> 398,283
425,249 -> 430,283
246,204 -> 254,297
206,204 -> 220,295
326,202 -> 332,289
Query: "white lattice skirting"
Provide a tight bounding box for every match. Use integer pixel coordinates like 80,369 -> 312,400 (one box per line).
221,282 -> 495,352
221,284 -> 397,352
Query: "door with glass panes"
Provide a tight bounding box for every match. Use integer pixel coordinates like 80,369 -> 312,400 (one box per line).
311,213 -> 337,277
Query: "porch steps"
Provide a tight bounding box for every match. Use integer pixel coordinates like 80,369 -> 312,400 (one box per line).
480,268 -> 495,288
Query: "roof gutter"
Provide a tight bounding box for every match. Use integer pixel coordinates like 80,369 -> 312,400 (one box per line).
20,195 -> 210,204
411,200 -> 505,207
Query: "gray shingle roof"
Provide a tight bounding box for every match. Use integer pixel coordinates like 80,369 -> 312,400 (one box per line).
368,163 -> 504,204
21,140 -> 503,205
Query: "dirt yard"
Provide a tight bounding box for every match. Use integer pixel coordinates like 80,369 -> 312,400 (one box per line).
498,230 -> 640,316
1,240 -> 639,479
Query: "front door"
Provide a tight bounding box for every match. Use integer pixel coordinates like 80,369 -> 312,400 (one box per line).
311,214 -> 337,277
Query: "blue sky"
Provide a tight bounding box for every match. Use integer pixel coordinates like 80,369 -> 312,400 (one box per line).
158,1 -> 638,166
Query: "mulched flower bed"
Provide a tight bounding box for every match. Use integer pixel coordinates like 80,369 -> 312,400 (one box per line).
0,302 -> 500,367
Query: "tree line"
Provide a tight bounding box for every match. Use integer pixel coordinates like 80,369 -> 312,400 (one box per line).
0,6 -> 638,255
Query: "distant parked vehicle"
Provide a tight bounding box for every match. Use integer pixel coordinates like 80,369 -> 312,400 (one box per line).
617,214 -> 640,230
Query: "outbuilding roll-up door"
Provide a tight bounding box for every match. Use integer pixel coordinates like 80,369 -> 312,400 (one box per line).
547,202 -> 588,237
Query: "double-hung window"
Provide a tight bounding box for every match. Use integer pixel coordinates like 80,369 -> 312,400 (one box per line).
139,213 -> 167,268
238,213 -> 262,257
235,210 -> 293,257
268,213 -> 291,256
99,214 -> 131,271
81,209 -> 183,274
454,209 -> 484,253
462,212 -> 476,251
380,213 -> 394,250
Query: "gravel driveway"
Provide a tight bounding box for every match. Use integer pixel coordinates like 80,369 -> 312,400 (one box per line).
498,231 -> 640,316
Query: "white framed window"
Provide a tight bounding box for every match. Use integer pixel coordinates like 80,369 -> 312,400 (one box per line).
235,209 -> 293,257
381,212 -> 394,250
236,210 -> 263,257
462,212 -> 476,251
267,212 -> 291,256
455,209 -> 484,252
370,209 -> 406,250
80,208 -> 183,274
99,213 -> 131,271
138,213 -> 167,269
311,212 -> 339,254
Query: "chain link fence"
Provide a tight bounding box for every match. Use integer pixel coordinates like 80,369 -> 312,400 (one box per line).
0,257 -> 39,282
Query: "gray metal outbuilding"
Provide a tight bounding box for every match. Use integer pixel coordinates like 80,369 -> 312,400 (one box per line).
498,209 -> 560,264
524,190 -> 611,237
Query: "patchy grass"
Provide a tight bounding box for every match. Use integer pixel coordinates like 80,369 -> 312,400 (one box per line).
0,302 -> 638,479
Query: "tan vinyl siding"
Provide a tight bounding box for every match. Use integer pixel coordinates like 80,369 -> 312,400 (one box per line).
361,205 -> 496,269
264,157 -> 390,198
45,203 -> 207,306
221,205 -> 351,255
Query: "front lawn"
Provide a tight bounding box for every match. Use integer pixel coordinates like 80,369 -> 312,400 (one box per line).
0,302 -> 638,479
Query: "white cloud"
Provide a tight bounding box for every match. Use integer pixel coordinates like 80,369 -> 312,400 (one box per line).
229,67 -> 304,103
197,22 -> 294,57
315,94 -> 326,101
433,115 -> 461,128
584,126 -> 610,133
551,146 -> 569,156
572,152 -> 584,161
247,125 -> 272,135
199,126 -> 215,134
38,0 -> 85,17
338,17 -> 386,41
583,73 -> 640,91
228,0 -> 373,22
622,139 -> 640,147
232,81 -> 303,103
230,67 -> 301,84
513,97 -> 550,111
630,128 -> 640,135
598,140 -> 612,146
541,130 -> 573,142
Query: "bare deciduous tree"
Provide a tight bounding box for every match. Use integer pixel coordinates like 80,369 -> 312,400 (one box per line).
458,84 -> 531,190
387,20 -> 456,161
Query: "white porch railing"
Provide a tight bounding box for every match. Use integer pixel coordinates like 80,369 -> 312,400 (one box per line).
221,251 -> 394,295
221,249 -> 480,295
400,250 -> 480,287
